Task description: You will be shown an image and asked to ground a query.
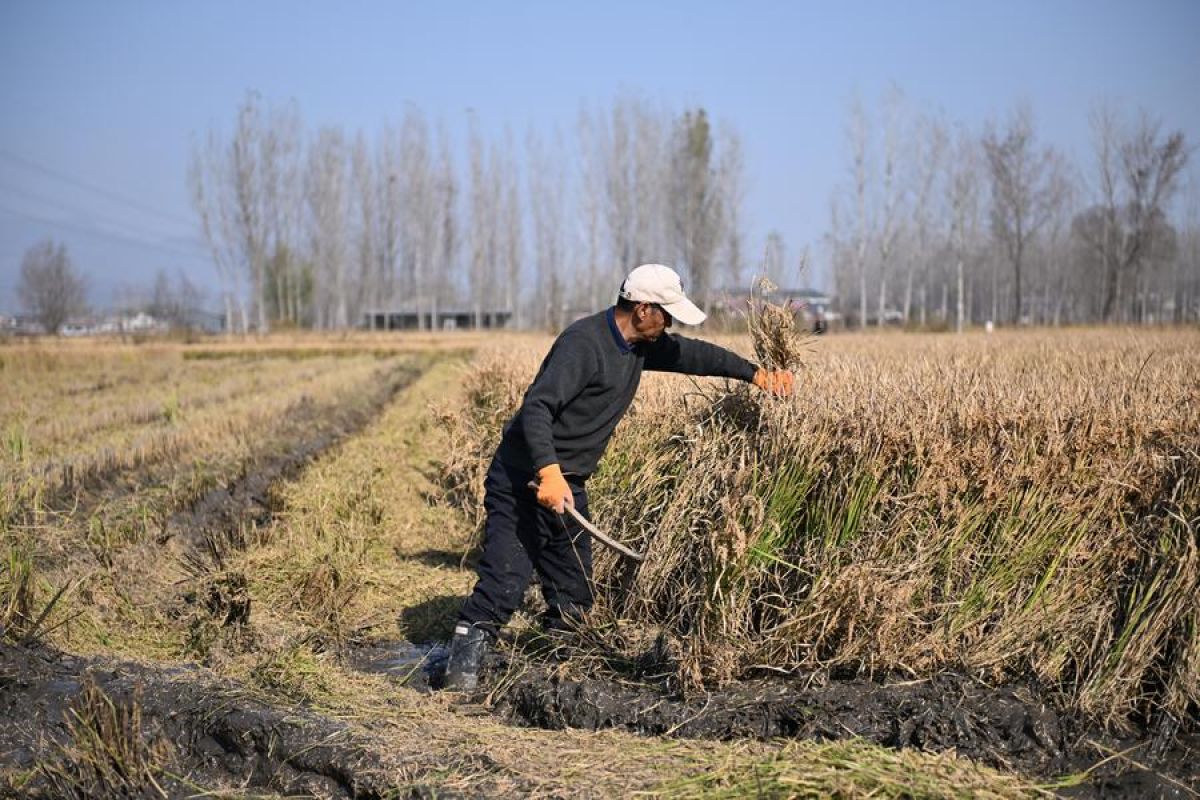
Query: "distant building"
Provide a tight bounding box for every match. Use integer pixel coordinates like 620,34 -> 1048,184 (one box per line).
5,309 -> 226,338
715,287 -> 839,330
0,315 -> 46,336
60,313 -> 169,336
363,309 -> 512,331
121,312 -> 166,332
176,308 -> 226,333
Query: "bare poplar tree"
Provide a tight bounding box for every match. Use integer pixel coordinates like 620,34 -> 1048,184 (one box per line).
146,268 -> 206,328
671,108 -> 725,311
609,101 -> 638,277
351,132 -> 379,321
190,92 -> 303,332
602,99 -> 637,283
764,230 -> 786,279
826,197 -> 855,313
947,126 -> 982,333
18,239 -> 87,334
149,268 -> 176,322
189,133 -> 242,333
433,124 -> 458,327
1085,103 -> 1123,320
904,113 -> 947,325
576,107 -> 606,309
875,87 -> 906,326
497,127 -> 523,327
1040,160 -> 1076,324
261,99 -> 303,326
982,104 -> 1060,325
467,117 -> 499,328
1108,112 -> 1187,321
718,125 -> 747,293
1178,173 -> 1200,322
397,112 -> 438,327
375,122 -> 403,316
848,95 -> 870,328
633,100 -> 671,264
528,128 -> 568,329
582,96 -> 671,300
230,94 -> 271,332
306,128 -> 349,329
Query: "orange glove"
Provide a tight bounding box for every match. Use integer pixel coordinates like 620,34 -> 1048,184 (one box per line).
535,464 -> 573,513
752,368 -> 795,397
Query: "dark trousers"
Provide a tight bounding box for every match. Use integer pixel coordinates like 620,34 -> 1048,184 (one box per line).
459,455 -> 593,629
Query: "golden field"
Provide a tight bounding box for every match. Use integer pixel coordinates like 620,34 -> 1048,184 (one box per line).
3,328 -> 1197,798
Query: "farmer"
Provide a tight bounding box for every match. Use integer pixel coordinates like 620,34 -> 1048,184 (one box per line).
443,263 -> 795,690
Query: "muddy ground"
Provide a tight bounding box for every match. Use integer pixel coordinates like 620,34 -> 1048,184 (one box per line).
481,644 -> 1198,798
344,630 -> 1199,799
0,641 -> 411,798
5,634 -> 1196,798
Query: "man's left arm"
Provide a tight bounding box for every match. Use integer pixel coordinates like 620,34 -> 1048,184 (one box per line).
643,334 -> 795,396
643,333 -> 755,380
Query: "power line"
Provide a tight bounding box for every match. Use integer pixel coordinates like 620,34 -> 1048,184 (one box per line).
0,179 -> 209,256
0,147 -> 197,229
0,201 -> 213,265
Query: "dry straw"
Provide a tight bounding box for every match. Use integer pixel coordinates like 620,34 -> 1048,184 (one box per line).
746,275 -> 811,372
440,325 -> 1200,731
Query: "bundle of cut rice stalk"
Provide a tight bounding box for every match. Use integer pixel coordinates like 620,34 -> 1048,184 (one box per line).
745,276 -> 811,373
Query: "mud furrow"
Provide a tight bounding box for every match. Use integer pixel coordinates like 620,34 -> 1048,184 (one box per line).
163,359 -> 425,564
488,656 -> 1200,798
0,642 -> 439,798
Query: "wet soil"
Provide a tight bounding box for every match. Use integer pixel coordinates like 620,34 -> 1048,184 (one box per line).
0,641 -> 429,798
485,646 -> 1199,799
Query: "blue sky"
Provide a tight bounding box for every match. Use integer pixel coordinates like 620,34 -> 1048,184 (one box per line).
1,0 -> 1198,313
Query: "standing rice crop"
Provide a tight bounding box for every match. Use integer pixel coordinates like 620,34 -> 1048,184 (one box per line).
439,325 -> 1200,730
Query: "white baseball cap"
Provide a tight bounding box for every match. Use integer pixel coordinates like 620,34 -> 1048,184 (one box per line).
618,264 -> 707,325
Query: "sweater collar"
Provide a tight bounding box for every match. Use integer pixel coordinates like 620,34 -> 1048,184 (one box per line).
605,307 -> 633,353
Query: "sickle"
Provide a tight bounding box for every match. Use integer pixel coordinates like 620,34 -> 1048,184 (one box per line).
526,481 -> 645,562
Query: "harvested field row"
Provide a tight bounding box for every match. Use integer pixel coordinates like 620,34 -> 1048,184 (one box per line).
0,640 -> 1045,799
2,350 -> 430,663
2,352 -> 414,528
7,354 -> 350,457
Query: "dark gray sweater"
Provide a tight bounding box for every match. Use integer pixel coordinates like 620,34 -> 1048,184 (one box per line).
496,308 -> 757,479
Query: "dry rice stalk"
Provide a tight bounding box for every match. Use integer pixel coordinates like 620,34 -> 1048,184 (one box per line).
40,677 -> 174,799
746,275 -> 813,372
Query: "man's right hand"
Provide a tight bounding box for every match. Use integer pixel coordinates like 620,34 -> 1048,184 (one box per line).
535,463 -> 573,513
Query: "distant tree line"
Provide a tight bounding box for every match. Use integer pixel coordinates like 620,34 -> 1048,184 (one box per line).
190,92 -> 746,333
827,89 -> 1195,328
189,90 -> 1196,333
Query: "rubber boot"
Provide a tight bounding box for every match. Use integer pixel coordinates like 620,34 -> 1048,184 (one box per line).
443,622 -> 492,691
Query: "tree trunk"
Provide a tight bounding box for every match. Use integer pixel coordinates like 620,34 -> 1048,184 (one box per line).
956,258 -> 964,334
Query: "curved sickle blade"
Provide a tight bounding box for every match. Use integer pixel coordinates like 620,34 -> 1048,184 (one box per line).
564,504 -> 645,562
524,480 -> 645,561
